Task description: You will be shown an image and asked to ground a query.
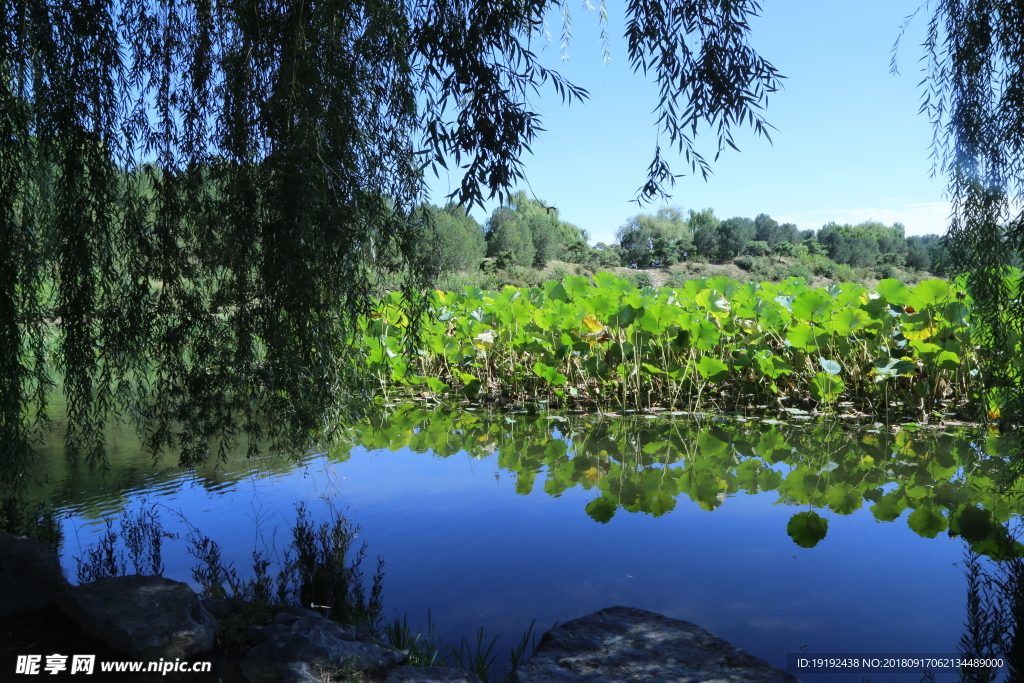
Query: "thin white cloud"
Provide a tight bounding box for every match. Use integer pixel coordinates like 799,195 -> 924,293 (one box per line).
774,202 -> 952,236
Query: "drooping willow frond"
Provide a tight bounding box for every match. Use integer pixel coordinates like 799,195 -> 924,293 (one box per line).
915,0 -> 1024,471
0,0 -> 780,476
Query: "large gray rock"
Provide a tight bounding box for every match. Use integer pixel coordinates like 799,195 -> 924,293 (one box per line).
244,606 -> 407,672
511,606 -> 800,683
0,530 -> 69,617
59,575 -> 218,659
385,666 -> 483,683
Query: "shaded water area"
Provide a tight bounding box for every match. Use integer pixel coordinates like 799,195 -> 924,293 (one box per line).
12,403 -> 1024,682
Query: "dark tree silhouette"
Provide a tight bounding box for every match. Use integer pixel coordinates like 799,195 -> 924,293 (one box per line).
0,0 -> 782,472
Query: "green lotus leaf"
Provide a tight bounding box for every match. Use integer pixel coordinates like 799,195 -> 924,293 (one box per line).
695,356 -> 730,382
773,295 -> 795,312
707,275 -> 739,299
787,323 -> 821,351
612,304 -> 640,328
831,307 -> 871,336
695,289 -> 731,317
424,377 -> 449,393
690,320 -> 720,351
872,357 -> 917,377
533,308 -> 560,330
875,278 -> 912,305
913,279 -> 950,306
791,290 -> 831,322
681,279 -> 709,299
563,274 -> 591,300
583,356 -> 610,379
944,301 -> 970,326
532,362 -> 568,386
810,372 -> 844,403
908,340 -> 942,357
593,271 -> 632,297
544,280 -> 569,303
461,378 -> 482,398
935,350 -> 961,370
639,304 -> 678,334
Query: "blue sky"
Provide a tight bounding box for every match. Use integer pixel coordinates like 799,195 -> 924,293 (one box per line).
425,0 -> 949,244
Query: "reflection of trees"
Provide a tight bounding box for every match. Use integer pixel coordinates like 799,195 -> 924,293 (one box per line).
339,407 -> 1024,554
958,523 -> 1024,682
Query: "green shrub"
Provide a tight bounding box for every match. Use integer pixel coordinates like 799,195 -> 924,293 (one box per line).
626,270 -> 654,288
437,270 -> 485,291
664,270 -> 690,287
550,263 -> 571,281
736,255 -> 755,271
833,263 -> 856,282
750,257 -> 783,282
742,240 -> 771,256
480,265 -> 546,290
786,262 -> 813,280
875,263 -> 898,280
775,243 -> 809,259
807,255 -> 840,278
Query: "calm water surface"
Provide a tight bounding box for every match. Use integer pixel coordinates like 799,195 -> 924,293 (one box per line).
23,405 -> 1023,682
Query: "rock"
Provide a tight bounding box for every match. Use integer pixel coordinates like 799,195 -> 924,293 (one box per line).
236,659 -> 322,683
59,575 -> 217,659
203,597 -> 249,622
385,666 -> 483,683
511,606 -> 800,683
244,605 -> 407,672
0,530 -> 69,618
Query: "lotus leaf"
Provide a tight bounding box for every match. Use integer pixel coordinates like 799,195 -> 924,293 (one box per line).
695,356 -> 730,382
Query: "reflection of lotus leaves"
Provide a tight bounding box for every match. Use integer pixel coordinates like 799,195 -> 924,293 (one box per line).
341,408 -> 1021,558
907,506 -> 948,538
953,506 -> 994,543
787,511 -> 829,548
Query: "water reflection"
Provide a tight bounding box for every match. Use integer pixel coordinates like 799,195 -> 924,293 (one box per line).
8,406 -> 1024,681
330,407 -> 1024,557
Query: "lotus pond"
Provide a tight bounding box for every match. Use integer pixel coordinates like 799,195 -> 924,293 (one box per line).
12,402 -> 1022,682
359,273 -> 1003,424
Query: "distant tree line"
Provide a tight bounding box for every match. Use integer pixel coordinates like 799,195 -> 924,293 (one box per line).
612,210 -> 950,274
422,191 -> 588,273
425,197 -> 952,276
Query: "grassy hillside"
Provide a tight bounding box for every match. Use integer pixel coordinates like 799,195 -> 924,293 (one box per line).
438,255 -> 943,293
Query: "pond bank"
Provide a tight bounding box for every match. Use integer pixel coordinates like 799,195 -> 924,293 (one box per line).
3,531 -> 798,682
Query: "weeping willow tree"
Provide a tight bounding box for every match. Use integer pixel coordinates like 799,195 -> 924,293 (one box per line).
0,0 -> 782,477
907,1 -> 1024,472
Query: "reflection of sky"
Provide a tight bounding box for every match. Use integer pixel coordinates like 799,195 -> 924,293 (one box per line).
51,436 -> 998,683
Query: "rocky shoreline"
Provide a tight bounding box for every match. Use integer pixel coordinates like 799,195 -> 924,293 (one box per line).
2,530 -> 799,682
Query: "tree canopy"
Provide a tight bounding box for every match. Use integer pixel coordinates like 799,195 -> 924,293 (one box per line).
4,0 -> 1024,476
0,0 -> 781,473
